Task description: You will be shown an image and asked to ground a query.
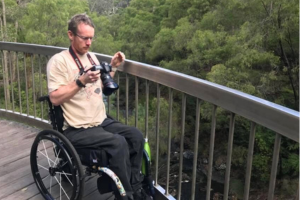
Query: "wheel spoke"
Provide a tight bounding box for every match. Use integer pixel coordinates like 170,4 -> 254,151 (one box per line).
37,149 -> 56,165
42,174 -> 50,181
53,143 -> 61,166
58,170 -> 73,186
37,164 -> 48,171
60,174 -> 61,200
54,149 -> 61,165
54,176 -> 70,200
42,140 -> 52,167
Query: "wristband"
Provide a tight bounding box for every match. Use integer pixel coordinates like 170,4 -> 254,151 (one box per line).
76,79 -> 86,88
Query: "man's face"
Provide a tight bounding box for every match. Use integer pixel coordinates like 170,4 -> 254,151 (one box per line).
68,22 -> 95,55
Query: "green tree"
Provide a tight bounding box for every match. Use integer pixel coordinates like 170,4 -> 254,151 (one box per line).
20,0 -> 89,46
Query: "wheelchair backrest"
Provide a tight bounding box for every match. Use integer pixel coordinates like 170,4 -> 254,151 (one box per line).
38,95 -> 64,133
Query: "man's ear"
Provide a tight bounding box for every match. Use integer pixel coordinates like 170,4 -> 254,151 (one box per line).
67,30 -> 74,41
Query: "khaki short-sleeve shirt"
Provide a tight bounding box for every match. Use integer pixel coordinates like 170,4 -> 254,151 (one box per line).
47,50 -> 107,130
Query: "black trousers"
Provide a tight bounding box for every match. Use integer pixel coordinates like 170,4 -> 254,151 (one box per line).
64,117 -> 145,198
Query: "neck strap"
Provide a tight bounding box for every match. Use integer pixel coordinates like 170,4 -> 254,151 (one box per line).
69,46 -> 96,74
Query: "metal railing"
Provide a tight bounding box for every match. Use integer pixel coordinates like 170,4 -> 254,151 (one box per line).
0,42 -> 299,200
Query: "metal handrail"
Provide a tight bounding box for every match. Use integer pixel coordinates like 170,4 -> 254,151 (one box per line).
0,42 -> 299,200
0,41 -> 298,141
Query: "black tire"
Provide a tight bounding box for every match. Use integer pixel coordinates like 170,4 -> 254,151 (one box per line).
30,129 -> 85,200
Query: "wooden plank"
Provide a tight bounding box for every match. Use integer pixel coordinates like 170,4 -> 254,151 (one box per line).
0,159 -> 50,199
27,174 -> 114,200
0,136 -> 54,168
0,150 -> 54,187
0,133 -> 37,159
0,146 -> 33,167
0,129 -> 37,144
0,119 -> 116,200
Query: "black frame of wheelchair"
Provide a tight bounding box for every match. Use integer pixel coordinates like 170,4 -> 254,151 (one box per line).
30,96 -> 155,200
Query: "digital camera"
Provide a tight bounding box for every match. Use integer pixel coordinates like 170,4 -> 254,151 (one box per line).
90,62 -> 119,96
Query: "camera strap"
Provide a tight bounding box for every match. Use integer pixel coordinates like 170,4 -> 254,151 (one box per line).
69,46 -> 96,75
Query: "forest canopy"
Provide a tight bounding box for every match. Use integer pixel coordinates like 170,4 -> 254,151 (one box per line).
1,0 -> 298,111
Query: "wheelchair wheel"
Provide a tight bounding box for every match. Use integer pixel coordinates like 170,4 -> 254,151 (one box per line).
30,129 -> 85,200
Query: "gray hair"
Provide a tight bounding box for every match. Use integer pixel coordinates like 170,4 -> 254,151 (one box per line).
68,13 -> 95,34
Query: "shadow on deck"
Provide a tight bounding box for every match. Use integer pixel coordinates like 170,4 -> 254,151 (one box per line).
0,119 -> 114,200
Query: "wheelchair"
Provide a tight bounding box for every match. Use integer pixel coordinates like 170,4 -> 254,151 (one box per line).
30,95 -> 155,200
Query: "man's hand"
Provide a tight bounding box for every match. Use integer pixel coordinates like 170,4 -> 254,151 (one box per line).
80,66 -> 100,85
110,51 -> 125,68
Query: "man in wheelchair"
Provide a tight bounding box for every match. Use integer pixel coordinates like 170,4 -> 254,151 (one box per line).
46,13 -> 150,200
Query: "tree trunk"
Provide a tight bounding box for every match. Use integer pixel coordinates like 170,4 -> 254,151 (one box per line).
277,4 -> 298,110
1,0 -> 11,106
12,21 -> 18,82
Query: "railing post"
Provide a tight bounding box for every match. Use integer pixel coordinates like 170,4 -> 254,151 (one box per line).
243,122 -> 257,200
116,72 -> 120,120
135,77 -> 139,128
31,55 -> 36,117
8,51 -> 15,112
125,74 -> 129,125
267,133 -> 282,200
17,52 -> 22,114
1,50 -> 8,110
191,98 -> 201,200
145,80 -> 149,138
206,105 -> 217,200
165,88 -> 173,196
23,53 -> 29,116
177,93 -> 186,200
155,83 -> 160,187
224,113 -> 236,200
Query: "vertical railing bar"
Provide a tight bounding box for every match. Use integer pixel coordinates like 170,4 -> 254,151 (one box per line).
8,51 -> 15,112
224,113 -> 236,200
116,73 -> 120,120
45,56 -> 50,123
145,80 -> 149,139
2,50 -> 8,110
31,55 -> 36,117
24,53 -> 29,116
165,87 -> 173,196
135,77 -> 139,128
243,121 -> 257,200
16,52 -> 22,114
177,93 -> 186,200
267,133 -> 282,200
154,83 -> 160,186
125,74 -> 129,125
38,55 -> 43,119
191,98 -> 201,200
206,105 -> 217,200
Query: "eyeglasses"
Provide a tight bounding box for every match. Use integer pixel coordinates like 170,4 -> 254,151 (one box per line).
74,33 -> 94,41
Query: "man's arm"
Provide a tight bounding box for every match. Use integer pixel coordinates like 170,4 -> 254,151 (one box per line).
110,51 -> 125,78
49,70 -> 100,106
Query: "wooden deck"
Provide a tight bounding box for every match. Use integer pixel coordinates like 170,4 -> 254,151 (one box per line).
0,119 -> 114,200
